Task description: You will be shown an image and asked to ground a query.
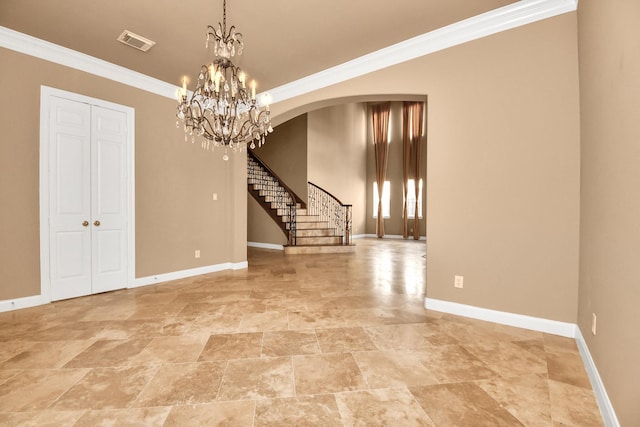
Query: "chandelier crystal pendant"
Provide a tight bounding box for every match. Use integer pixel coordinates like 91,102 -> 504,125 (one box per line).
176,0 -> 273,160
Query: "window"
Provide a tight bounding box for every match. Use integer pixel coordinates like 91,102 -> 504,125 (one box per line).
372,181 -> 390,218
406,179 -> 423,219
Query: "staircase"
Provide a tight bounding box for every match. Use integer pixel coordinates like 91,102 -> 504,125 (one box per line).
290,208 -> 354,254
248,151 -> 355,254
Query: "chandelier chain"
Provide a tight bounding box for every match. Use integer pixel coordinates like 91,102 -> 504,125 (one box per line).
222,0 -> 226,34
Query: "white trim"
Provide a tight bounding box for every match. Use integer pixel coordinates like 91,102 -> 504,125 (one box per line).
424,297 -> 577,338
0,26 -> 178,100
247,242 -> 285,251
0,295 -> 46,313
575,328 -> 621,427
267,0 -> 578,104
132,261 -> 248,288
1,0 -> 577,105
362,234 -> 426,241
39,86 -> 136,303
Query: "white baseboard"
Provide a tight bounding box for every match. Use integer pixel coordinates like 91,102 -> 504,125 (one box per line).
575,328 -> 620,427
247,242 -> 285,251
132,261 -> 248,288
424,297 -> 577,338
360,234 -> 426,241
0,294 -> 46,313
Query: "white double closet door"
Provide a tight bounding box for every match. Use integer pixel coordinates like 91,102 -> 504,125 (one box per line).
47,95 -> 129,301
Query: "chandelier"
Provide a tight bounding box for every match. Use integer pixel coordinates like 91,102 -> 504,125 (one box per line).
176,0 -> 272,160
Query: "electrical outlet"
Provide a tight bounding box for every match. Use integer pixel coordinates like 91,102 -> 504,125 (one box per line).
592,313 -> 597,335
212,193 -> 218,201
454,275 -> 464,289
195,250 -> 201,259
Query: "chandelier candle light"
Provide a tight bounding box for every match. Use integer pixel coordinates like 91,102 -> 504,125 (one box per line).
176,0 -> 273,160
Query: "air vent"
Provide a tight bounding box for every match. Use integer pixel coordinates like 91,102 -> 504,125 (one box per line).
117,30 -> 156,52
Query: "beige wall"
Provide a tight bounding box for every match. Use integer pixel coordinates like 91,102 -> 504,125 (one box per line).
307,103 -> 367,236
577,1 -> 640,425
365,101 -> 428,237
270,13 -> 581,323
247,195 -> 288,246
0,47 -> 245,300
424,14 -> 581,323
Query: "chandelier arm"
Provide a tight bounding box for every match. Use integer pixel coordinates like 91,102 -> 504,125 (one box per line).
190,97 -> 204,114
199,113 -> 218,141
254,109 -> 271,125
230,31 -> 242,47
237,111 -> 256,141
237,115 -> 259,140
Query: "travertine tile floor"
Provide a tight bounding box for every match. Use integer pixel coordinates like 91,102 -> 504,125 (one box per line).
0,238 -> 603,426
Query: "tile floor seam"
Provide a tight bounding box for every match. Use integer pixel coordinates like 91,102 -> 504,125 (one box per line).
406,386 -> 439,426
259,331 -> 265,358
214,359 -> 230,401
250,398 -> 257,427
127,365 -> 162,409
69,409 -> 89,426
311,329 -> 322,356
0,369 -> 22,387
155,405 -> 173,426
290,356 -> 297,399
349,350 -> 372,391
43,367 -> 92,411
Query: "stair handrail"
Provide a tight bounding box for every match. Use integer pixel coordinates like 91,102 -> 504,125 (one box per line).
307,181 -> 353,246
248,150 -> 306,208
248,150 -> 304,246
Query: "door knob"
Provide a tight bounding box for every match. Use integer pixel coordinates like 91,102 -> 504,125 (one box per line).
82,220 -> 89,227
93,220 -> 101,226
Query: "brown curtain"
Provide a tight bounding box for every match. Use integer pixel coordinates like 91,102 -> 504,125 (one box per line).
372,103 -> 390,238
401,102 -> 425,240
410,102 -> 425,240
402,103 -> 411,239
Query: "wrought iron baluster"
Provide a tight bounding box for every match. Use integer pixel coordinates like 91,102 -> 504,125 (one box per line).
307,182 -> 352,246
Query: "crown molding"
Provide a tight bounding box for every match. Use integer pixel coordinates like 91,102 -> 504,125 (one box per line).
0,0 -> 577,102
0,26 -> 178,99
268,0 -> 578,103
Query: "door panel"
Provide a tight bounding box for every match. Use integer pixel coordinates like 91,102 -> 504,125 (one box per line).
91,106 -> 128,294
56,231 -> 89,278
95,229 -> 123,272
49,97 -> 92,301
